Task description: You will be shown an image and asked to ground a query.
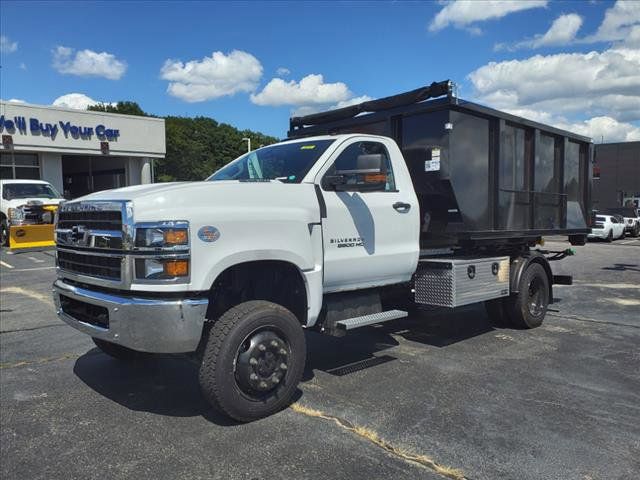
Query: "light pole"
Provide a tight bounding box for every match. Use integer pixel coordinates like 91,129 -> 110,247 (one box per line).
242,137 -> 251,152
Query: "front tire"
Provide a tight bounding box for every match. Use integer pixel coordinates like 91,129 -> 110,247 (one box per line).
606,229 -> 613,242
199,300 -> 306,422
0,218 -> 8,247
503,263 -> 550,329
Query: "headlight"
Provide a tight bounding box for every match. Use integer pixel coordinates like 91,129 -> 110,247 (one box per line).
7,207 -> 25,224
135,223 -> 189,249
135,258 -> 189,280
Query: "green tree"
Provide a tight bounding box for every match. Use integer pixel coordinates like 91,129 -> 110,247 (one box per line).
87,101 -> 148,117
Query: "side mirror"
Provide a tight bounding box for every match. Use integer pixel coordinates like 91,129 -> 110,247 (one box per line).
326,154 -> 387,192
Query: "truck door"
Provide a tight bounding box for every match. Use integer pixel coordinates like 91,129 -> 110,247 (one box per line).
317,137 -> 420,292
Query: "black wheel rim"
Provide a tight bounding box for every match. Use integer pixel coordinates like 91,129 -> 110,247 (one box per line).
234,327 -> 290,397
527,277 -> 546,317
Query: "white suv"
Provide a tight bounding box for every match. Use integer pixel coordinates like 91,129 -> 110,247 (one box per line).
606,207 -> 640,237
588,214 -> 625,242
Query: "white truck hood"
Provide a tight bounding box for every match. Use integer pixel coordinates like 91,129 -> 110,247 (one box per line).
66,180 -> 321,224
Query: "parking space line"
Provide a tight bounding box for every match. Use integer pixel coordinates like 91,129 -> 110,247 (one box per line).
0,353 -> 80,370
570,282 -> 640,289
0,260 -> 14,269
27,256 -> 45,264
9,266 -> 56,272
0,287 -> 53,305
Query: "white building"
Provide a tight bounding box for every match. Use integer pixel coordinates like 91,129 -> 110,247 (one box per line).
0,101 -> 165,198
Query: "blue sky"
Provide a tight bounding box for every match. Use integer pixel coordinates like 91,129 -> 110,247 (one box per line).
1,1 -> 638,141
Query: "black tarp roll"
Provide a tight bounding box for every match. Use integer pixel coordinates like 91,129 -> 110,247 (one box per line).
289,80 -> 451,129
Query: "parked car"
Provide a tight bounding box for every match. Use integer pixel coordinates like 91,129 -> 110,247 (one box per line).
605,207 -> 640,237
588,214 -> 625,241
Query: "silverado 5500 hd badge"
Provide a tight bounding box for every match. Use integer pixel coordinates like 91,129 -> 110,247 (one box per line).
330,237 -> 364,248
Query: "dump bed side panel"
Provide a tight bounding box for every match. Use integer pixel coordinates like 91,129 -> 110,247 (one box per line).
289,97 -> 592,248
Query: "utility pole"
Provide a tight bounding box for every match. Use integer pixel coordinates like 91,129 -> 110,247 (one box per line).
242,137 -> 251,152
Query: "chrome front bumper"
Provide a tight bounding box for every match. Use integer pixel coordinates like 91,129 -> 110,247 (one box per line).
52,279 -> 208,353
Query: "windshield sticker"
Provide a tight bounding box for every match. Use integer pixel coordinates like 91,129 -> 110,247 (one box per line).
300,145 -> 316,150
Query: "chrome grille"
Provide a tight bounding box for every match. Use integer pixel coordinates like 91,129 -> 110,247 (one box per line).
57,210 -> 122,230
57,249 -> 123,281
56,201 -> 129,284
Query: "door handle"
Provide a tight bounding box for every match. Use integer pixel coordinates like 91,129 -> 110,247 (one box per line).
393,202 -> 411,212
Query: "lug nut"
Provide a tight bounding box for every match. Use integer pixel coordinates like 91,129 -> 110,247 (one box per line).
250,373 -> 258,381
272,376 -> 280,384
259,381 -> 268,389
279,348 -> 287,355
258,344 -> 266,352
280,363 -> 287,370
249,358 -> 258,365
270,340 -> 279,347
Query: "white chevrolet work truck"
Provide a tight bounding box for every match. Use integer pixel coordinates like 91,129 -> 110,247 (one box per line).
53,85 -> 590,421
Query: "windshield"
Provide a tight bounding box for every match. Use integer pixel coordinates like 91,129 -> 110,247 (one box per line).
2,183 -> 62,200
208,140 -> 335,183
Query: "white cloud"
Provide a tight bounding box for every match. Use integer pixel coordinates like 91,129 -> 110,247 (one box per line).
469,48 -> 640,121
500,1 -> 640,50
626,25 -> 640,47
276,67 -> 290,76
251,74 -> 351,106
583,0 -> 640,43
160,50 -> 263,103
52,46 -> 126,80
292,95 -> 373,117
504,108 -> 639,142
8,99 -> 25,103
468,46 -> 640,142
429,0 -> 548,33
19,62 -> 27,70
496,13 -> 583,51
52,93 -> 115,110
0,35 -> 18,53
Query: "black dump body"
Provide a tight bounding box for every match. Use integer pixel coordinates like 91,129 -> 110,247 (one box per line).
289,81 -> 593,249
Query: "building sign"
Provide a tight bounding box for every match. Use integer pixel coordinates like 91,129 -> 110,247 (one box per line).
0,115 -> 120,141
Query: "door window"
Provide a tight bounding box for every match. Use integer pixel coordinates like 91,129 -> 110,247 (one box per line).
322,141 -> 396,191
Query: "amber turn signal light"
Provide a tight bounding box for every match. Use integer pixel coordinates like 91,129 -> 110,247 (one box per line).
163,260 -> 189,277
164,229 -> 188,245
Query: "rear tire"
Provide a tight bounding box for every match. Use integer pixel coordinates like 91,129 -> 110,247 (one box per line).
606,230 -> 613,242
503,263 -> 549,329
632,225 -> 640,238
199,300 -> 306,422
92,338 -> 143,361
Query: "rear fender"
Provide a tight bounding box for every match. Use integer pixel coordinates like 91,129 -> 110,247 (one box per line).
509,253 -> 553,303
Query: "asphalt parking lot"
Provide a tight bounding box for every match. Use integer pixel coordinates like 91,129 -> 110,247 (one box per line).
1,238 -> 639,480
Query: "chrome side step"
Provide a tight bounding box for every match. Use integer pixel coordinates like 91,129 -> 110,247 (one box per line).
336,310 -> 408,332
